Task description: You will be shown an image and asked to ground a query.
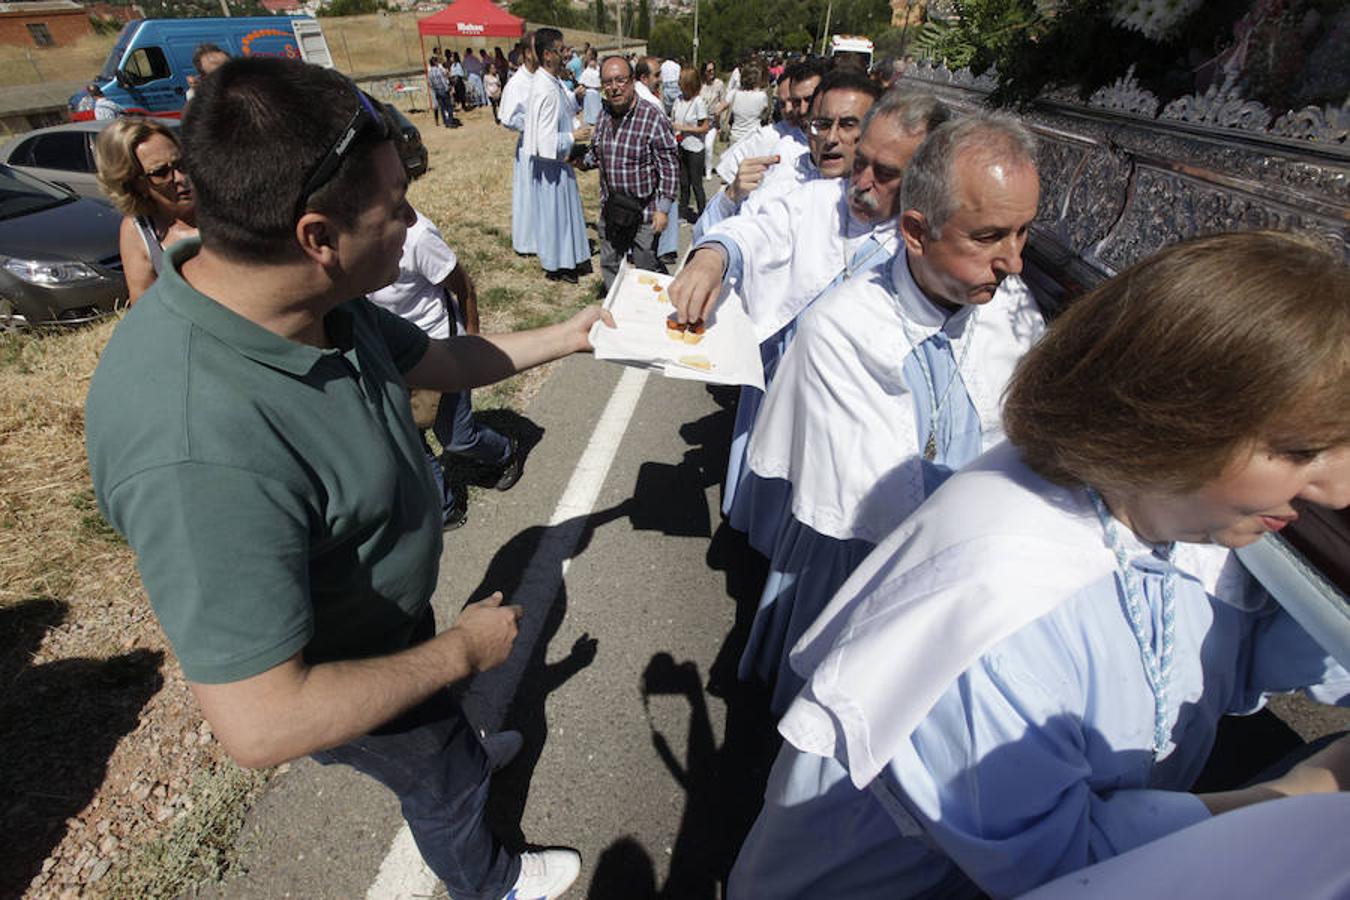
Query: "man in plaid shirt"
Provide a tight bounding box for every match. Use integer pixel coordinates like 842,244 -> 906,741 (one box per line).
581,55 -> 679,289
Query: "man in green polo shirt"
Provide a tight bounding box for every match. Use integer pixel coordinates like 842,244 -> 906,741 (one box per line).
85,58 -> 607,900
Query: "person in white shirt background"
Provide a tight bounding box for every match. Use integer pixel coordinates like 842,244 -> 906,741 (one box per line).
670,66 -> 711,222
369,208 -> 525,530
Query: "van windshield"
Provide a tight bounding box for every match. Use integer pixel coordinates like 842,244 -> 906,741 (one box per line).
97,22 -> 137,81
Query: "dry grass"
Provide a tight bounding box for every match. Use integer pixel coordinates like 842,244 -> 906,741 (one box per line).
0,105 -> 601,898
0,30 -> 114,88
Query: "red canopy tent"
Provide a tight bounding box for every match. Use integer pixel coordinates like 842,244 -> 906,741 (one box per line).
416,0 -> 523,111
418,0 -> 523,40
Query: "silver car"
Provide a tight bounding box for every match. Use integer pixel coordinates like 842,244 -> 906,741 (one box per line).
0,118 -> 178,203
0,164 -> 126,326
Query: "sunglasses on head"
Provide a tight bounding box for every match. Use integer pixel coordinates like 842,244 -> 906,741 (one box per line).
294,89 -> 391,220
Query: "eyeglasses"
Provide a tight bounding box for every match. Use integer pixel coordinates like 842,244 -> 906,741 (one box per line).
808,116 -> 862,136
294,89 -> 390,220
142,158 -> 185,183
601,75 -> 631,88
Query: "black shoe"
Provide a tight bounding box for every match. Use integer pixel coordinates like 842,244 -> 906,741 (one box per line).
545,269 -> 578,284
443,492 -> 468,531
494,437 -> 523,491
481,729 -> 524,772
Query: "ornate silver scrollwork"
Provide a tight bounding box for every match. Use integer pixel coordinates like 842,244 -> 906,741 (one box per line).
1161,73 -> 1271,133
898,56 -> 1348,284
1087,67 -> 1160,118
1271,102 -> 1349,144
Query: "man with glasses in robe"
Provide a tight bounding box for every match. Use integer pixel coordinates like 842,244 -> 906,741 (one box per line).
85,58 -> 610,900
696,60 -> 828,239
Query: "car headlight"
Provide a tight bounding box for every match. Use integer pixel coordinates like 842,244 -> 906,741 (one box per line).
1,256 -> 103,285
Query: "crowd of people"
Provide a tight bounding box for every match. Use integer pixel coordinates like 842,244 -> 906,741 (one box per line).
79,29 -> 1349,900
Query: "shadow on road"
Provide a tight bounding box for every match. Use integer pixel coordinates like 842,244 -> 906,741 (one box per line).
445,407 -> 545,492
459,498 -> 633,846
460,384 -> 778,887
0,597 -> 163,897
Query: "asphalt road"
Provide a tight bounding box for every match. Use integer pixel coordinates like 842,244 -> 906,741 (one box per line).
196,354 -> 778,899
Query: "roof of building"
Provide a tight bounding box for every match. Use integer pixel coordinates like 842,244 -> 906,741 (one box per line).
0,1 -> 85,14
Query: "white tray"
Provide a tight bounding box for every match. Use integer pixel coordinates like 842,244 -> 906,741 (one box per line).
588,260 -> 764,390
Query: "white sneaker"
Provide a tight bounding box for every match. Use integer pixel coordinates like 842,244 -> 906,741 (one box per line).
502,849 -> 581,900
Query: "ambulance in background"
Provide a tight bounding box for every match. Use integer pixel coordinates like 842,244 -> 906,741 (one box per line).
70,17 -> 334,119
828,35 -> 874,71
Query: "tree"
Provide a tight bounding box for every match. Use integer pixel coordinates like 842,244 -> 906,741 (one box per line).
594,0 -> 609,33
507,0 -> 565,24
648,16 -> 692,60
637,0 -> 651,38
317,0 -> 390,16
139,0 -> 266,15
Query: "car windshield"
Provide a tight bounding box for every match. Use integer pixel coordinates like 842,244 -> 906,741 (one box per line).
97,22 -> 136,81
385,103 -> 414,131
0,165 -> 74,220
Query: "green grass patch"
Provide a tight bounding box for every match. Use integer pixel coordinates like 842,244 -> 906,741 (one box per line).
0,332 -> 30,373
71,489 -> 125,545
105,764 -> 270,898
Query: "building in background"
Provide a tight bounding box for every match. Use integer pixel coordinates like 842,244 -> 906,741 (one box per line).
0,0 -> 92,48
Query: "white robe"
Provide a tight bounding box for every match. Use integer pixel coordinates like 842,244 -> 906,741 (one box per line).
779,442 -> 1283,789
693,145 -> 820,243
715,119 -> 807,184
500,67 -> 537,255
698,178 -> 896,342
524,70 -> 588,271
747,254 -> 1045,544
499,66 -> 534,131
1023,794 -> 1350,900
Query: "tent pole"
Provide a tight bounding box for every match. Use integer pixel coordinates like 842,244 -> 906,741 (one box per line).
420,32 -> 429,114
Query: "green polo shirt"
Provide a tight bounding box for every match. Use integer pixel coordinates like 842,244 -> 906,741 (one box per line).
86,239 -> 440,684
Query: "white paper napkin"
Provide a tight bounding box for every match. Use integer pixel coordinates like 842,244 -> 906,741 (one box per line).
588,260 -> 764,390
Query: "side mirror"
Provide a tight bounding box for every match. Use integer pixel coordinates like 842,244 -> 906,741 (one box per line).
114,70 -> 131,88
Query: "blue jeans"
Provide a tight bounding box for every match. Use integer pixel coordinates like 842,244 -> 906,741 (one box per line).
312,685 -> 519,899
434,390 -> 512,466
424,439 -> 458,523
434,89 -> 455,125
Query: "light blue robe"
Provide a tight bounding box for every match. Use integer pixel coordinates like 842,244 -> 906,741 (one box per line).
526,71 -> 589,273
658,197 -> 680,258
722,235 -> 895,542
737,319 -> 984,713
502,69 -> 536,256
511,136 -> 535,255
582,87 -> 602,125
731,539 -> 1350,899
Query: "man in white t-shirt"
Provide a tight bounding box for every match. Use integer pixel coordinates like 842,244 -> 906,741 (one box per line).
635,57 -> 665,111
660,57 -> 682,114
369,209 -> 522,529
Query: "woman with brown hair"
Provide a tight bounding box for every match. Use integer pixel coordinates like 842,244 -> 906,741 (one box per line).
729,231 -> 1350,899
94,118 -> 197,305
671,66 -> 710,221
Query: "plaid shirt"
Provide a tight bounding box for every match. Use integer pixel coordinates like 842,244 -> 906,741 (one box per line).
584,97 -> 678,221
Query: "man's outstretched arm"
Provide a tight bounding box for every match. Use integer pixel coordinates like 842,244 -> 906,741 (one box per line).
404,305 -> 614,394
193,594 -> 521,768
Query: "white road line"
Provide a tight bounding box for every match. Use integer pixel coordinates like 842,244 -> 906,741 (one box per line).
366,365 -> 650,900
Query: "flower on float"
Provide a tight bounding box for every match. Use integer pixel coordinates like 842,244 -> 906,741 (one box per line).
1109,0 -> 1205,40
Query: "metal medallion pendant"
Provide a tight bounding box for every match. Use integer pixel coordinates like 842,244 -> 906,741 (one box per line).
923,431 -> 937,461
